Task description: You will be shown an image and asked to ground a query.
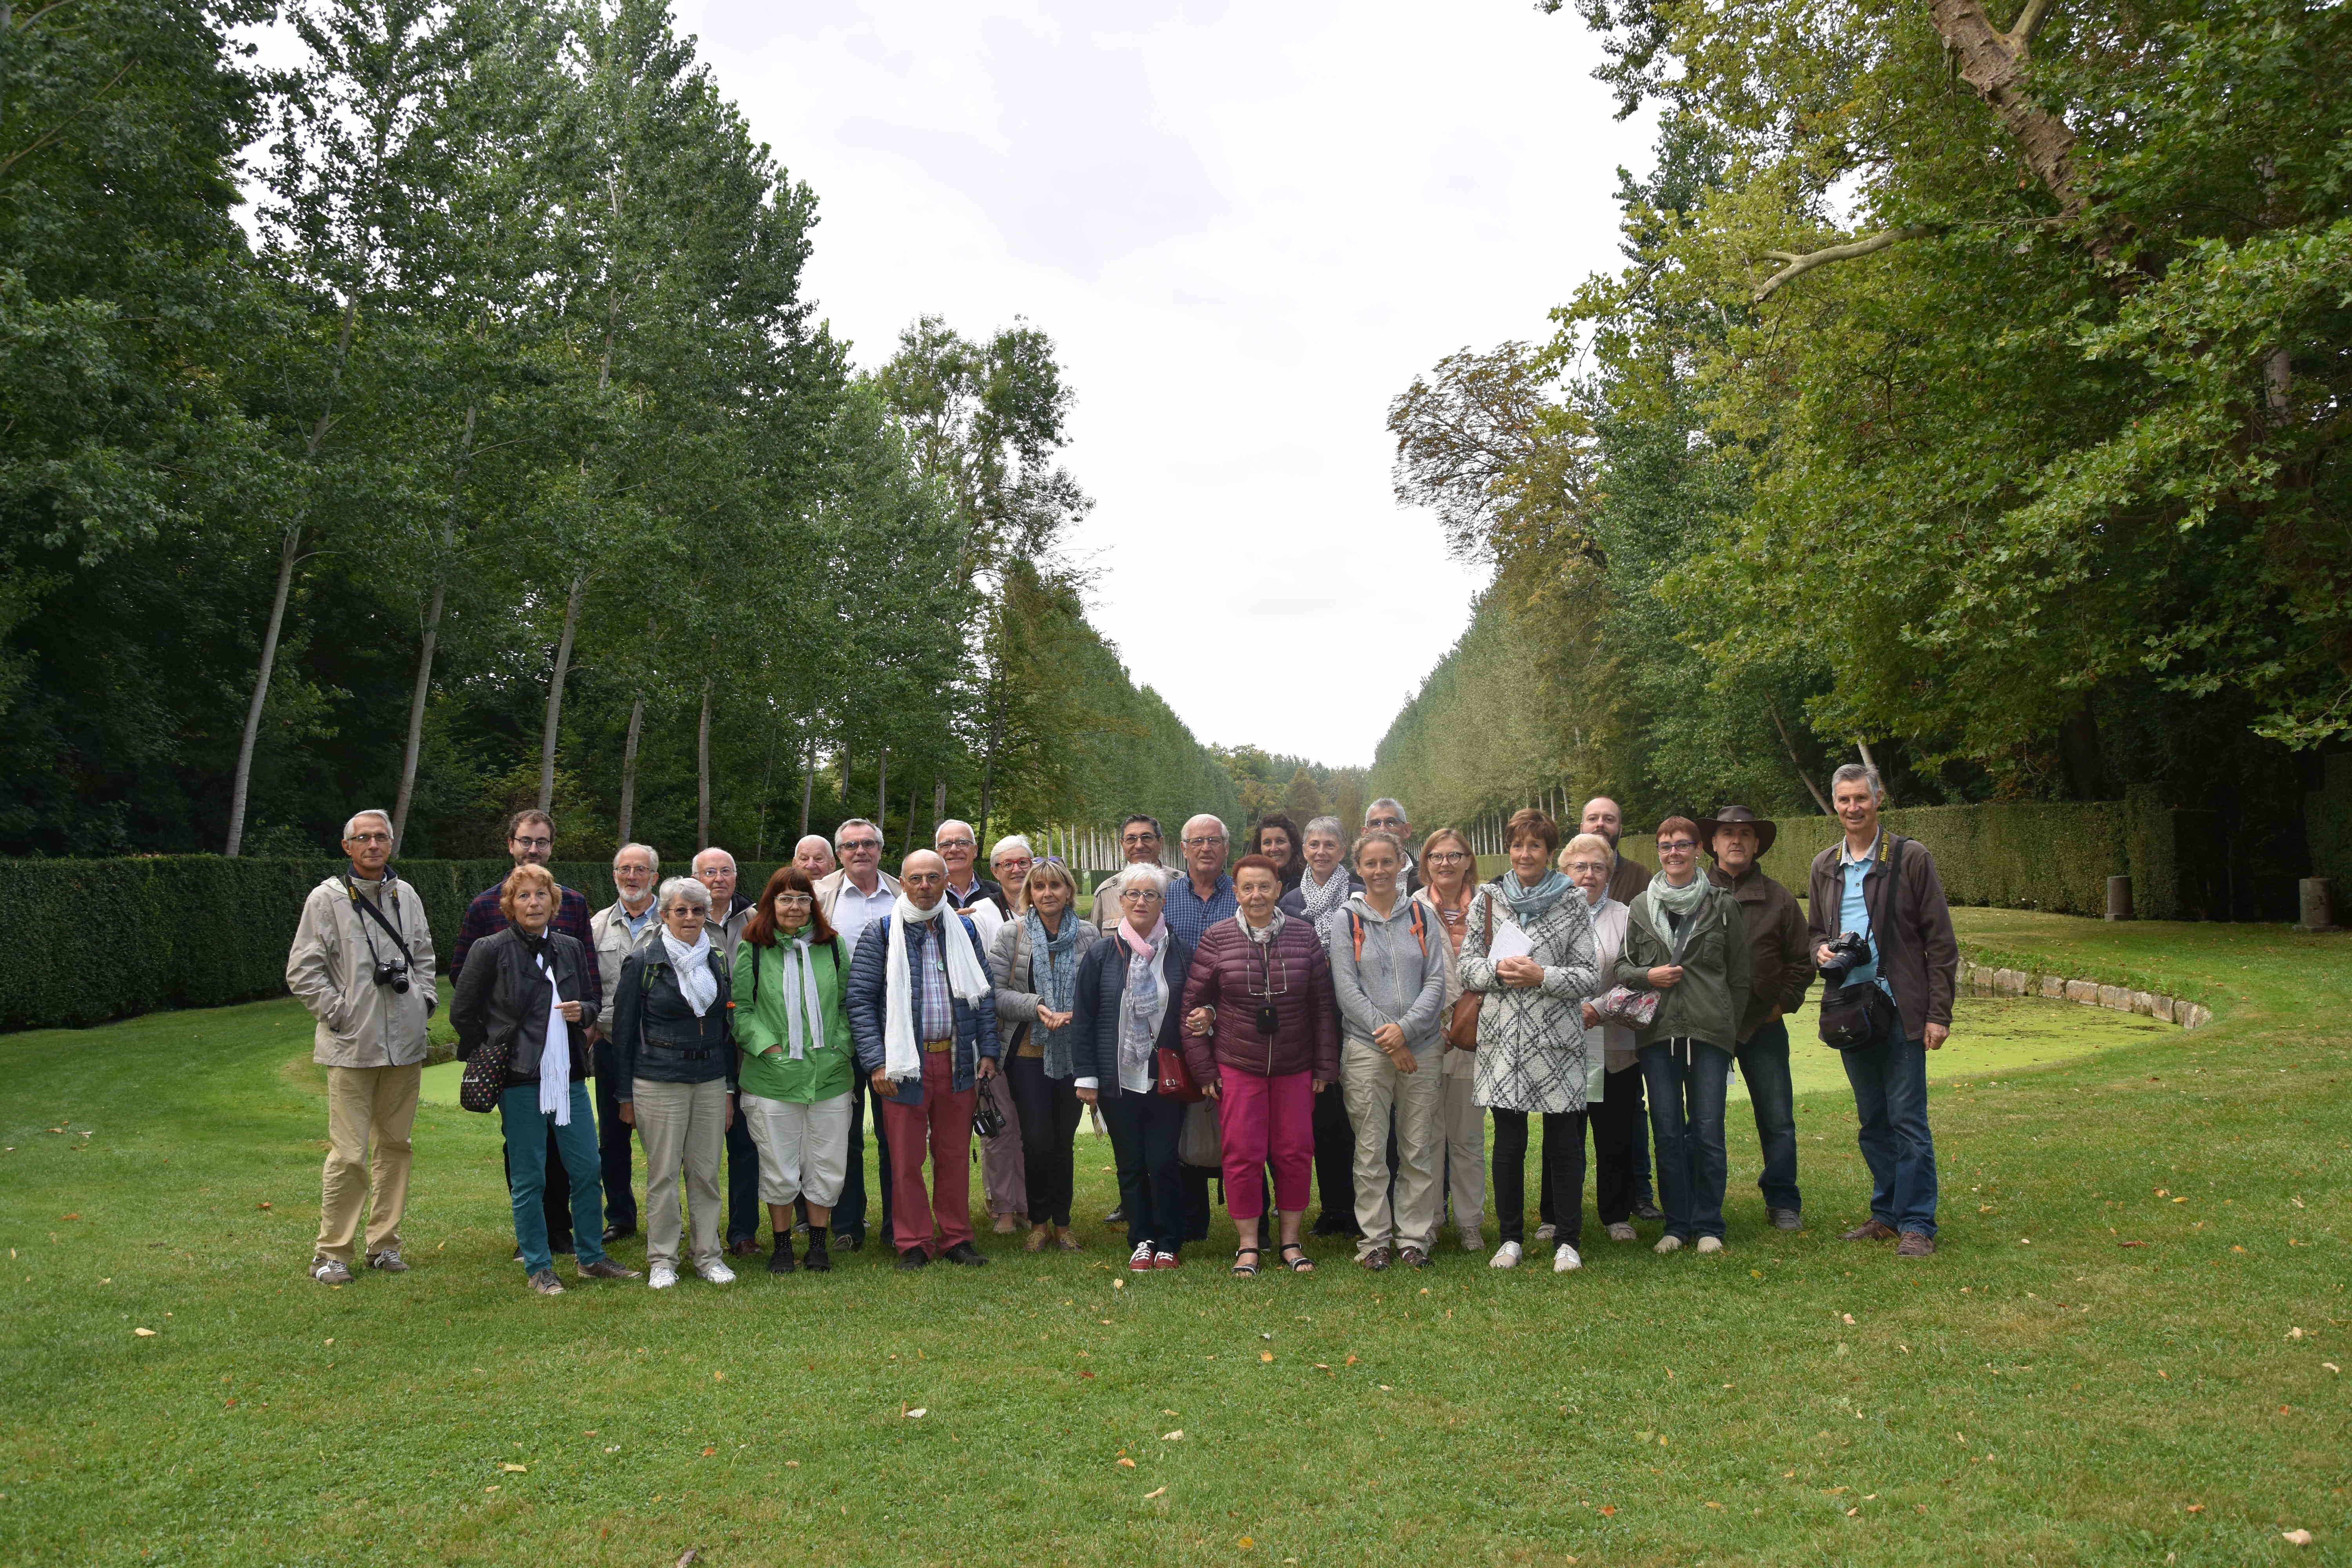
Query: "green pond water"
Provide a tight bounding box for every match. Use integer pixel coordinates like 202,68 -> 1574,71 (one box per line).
416,993 -> 2174,1111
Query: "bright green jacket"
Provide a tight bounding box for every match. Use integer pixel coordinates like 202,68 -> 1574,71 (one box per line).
731,935 -> 855,1103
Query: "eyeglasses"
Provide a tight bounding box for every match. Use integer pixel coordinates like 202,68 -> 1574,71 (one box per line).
839,839 -> 880,853
1121,833 -> 1160,846
1181,835 -> 1224,848
937,837 -> 976,850
1119,888 -> 1164,902
348,832 -> 392,844
1657,840 -> 1698,853
1425,850 -> 1469,865
1565,860 -> 1610,875
511,836 -> 551,850
773,894 -> 813,908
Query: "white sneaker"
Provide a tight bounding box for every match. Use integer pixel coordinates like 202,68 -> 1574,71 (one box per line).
1654,1234 -> 1684,1254
1696,1235 -> 1724,1255
648,1262 -> 678,1289
695,1259 -> 737,1285
1535,1223 -> 1558,1242
1606,1221 -> 1637,1242
1489,1241 -> 1523,1269
1553,1243 -> 1583,1273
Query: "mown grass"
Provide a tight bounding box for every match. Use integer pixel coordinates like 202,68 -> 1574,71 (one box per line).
0,911 -> 2345,1566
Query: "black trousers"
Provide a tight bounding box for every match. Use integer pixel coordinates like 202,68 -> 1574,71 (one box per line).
1543,1063 -> 1653,1222
503,1127 -> 572,1253
1102,1085 -> 1187,1253
1006,1054 -> 1082,1227
1494,1107 -> 1589,1247
724,1091 -> 761,1245
593,1060 -> 637,1235
1311,1082 -> 1358,1232
830,1081 -> 891,1245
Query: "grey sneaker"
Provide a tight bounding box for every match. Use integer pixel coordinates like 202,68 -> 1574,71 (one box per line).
1534,1222 -> 1558,1242
1606,1221 -> 1637,1243
527,1268 -> 565,1295
309,1256 -> 353,1285
365,1249 -> 408,1273
578,1258 -> 640,1280
1768,1207 -> 1803,1231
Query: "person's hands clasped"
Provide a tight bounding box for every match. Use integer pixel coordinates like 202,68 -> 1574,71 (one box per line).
1373,1022 -> 1416,1072
1497,955 -> 1545,989
1184,1006 -> 1214,1037
1037,1006 -> 1073,1031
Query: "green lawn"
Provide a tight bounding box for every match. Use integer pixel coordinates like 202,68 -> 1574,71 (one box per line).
1,911 -> 2345,1566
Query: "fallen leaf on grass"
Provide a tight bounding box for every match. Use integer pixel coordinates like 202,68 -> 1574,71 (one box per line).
904,1409 -> 926,1419
1238,1537 -> 1254,1550
1144,1486 -> 1166,1499
2323,1363 -> 2340,1374
1846,1507 -> 1859,1517
1079,1371 -> 1096,1379
712,1371 -> 723,1382
784,1460 -> 797,1467
1116,1457 -> 1136,1469
1260,1352 -> 1274,1363
2120,1240 -> 2147,1248
132,1328 -> 156,1338
1312,1363 -> 1330,1371
1597,1505 -> 1615,1516
1162,1430 -> 1183,1441
1840,1313 -> 1855,1325
2287,1326 -> 2306,1339
483,1485 -> 499,1493
501,1463 -> 527,1473
701,1447 -> 716,1457
60,1214 -> 79,1221
2186,1504 -> 2203,1514
1344,1355 -> 1358,1366
2283,1529 -> 2313,1546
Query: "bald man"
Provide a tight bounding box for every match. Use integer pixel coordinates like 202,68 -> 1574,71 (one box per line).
844,850 -> 1004,1268
793,834 -> 837,883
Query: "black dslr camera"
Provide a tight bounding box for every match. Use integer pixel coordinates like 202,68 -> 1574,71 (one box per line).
1818,930 -> 1872,984
372,957 -> 411,995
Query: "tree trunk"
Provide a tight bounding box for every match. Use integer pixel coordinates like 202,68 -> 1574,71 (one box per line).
537,570 -> 588,813
875,748 -> 888,845
616,695 -> 644,846
1925,0 -> 2120,261
933,777 -> 946,831
1766,695 -> 1835,815
697,675 -> 713,849
800,739 -> 816,838
223,521 -> 302,856
1855,738 -> 1888,804
754,715 -> 779,859
392,399 -> 475,847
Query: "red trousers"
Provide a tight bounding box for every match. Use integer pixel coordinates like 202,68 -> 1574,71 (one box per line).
1219,1069 -> 1314,1220
879,1051 -> 976,1256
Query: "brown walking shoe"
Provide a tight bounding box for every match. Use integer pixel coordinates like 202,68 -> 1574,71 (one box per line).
1896,1231 -> 1936,1257
1840,1220 -> 1899,1241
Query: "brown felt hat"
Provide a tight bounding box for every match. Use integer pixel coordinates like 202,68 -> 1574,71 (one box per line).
1699,804 -> 1777,858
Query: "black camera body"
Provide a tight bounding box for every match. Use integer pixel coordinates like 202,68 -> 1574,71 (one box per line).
1818,930 -> 1872,984
372,959 -> 411,995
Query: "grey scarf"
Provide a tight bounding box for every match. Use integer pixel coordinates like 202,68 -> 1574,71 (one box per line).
1298,865 -> 1351,926
1647,871 -> 1710,963
1122,926 -> 1165,1076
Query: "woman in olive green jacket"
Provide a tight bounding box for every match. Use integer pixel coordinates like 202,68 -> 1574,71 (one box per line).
1612,817 -> 1749,1255
733,866 -> 857,1274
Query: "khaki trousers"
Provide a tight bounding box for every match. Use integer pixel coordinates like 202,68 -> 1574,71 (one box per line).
316,1063 -> 421,1264
1439,1059 -> 1486,1243
1340,1038 -> 1443,1256
633,1077 -> 728,1270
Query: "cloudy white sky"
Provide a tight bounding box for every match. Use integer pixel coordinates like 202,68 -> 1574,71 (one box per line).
681,4 -> 1651,764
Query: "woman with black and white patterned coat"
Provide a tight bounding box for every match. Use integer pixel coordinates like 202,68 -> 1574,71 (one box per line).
1457,808 -> 1599,1275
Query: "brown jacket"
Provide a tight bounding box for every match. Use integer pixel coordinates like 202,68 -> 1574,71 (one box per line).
1709,865 -> 1813,1042
1805,831 -> 1958,1033
1607,851 -> 1651,907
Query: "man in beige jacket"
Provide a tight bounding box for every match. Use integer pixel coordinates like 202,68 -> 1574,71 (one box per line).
287,809 -> 436,1284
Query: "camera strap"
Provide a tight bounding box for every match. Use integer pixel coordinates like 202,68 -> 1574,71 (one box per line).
345,873 -> 410,971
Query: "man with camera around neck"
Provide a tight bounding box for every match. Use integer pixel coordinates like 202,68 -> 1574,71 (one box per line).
1806,763 -> 1958,1258
288,809 -> 437,1285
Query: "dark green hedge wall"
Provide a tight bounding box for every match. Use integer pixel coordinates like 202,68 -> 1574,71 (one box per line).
0,857 -> 666,1033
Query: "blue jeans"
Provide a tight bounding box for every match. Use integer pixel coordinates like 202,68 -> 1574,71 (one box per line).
1840,1004 -> 1937,1237
1736,1019 -> 1801,1213
500,1083 -> 610,1274
1641,1039 -> 1731,1241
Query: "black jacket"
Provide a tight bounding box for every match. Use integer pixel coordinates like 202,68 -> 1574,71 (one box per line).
610,943 -> 735,1094
1806,831 -> 1959,1032
450,926 -> 599,1084
1070,929 -> 1195,1090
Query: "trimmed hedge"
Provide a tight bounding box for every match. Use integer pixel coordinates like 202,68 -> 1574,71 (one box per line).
1472,799 -> 2206,922
0,856 -> 661,1033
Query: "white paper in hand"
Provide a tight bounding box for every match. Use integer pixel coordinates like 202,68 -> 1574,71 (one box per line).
1486,920 -> 1535,963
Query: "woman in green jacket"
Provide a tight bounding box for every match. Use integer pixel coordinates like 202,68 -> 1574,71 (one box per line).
1613,816 -> 1750,1256
733,866 -> 857,1274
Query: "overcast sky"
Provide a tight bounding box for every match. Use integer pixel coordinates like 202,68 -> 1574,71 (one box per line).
696,6 -> 1657,765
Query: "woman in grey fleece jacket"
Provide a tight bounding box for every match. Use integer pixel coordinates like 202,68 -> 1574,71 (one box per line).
1327,832 -> 1448,1269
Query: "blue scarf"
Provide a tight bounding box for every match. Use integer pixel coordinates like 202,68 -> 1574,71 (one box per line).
1497,868 -> 1574,923
1024,906 -> 1084,1078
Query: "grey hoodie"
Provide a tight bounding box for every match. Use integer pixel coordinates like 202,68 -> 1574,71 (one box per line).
1327,890 -> 1448,1058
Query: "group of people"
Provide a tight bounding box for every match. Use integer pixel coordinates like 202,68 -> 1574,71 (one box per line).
288,768 -> 1956,1294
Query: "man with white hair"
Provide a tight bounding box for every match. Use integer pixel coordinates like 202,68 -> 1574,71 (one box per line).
288,810 -> 436,1285
793,834 -> 837,883
1363,799 -> 1423,894
1163,813 -> 1237,952
586,842 -> 661,1243
814,818 -> 898,957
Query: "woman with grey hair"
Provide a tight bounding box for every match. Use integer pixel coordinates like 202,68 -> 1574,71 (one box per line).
1072,863 -> 1196,1269
990,857 -> 1098,1250
1281,814 -> 1363,1238
613,875 -> 737,1289
989,835 -> 1036,916
1279,816 -> 1361,939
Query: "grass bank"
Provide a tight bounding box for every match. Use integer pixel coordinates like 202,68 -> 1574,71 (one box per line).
0,913 -> 2344,1566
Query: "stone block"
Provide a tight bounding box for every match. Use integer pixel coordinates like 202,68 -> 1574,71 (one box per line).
2041,975 -> 2066,999
2065,979 -> 2099,1004
2181,1003 -> 2212,1030
2151,994 -> 2175,1023
2001,969 -> 2032,997
2098,984 -> 2131,1011
2130,990 -> 2156,1016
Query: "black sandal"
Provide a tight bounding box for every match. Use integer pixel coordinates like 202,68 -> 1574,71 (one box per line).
1231,1247 -> 1262,1277
1279,1242 -> 1315,1273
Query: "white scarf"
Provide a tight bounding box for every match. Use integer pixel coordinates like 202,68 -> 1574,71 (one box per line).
775,935 -> 826,1060
1238,907 -> 1288,945
535,948 -> 571,1125
662,928 -> 718,1016
883,895 -> 994,1082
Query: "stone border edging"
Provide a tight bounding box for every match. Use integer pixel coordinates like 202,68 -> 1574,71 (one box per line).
1962,961 -> 2212,1030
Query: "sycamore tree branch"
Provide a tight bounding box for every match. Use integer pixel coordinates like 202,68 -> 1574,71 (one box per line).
2004,0 -> 2056,53
1754,225 -> 1937,302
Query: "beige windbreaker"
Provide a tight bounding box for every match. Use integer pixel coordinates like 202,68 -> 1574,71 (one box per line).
286,873 -> 437,1068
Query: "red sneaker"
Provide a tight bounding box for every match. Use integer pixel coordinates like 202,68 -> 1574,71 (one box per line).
1153,1250 -> 1180,1269
1128,1241 -> 1154,1271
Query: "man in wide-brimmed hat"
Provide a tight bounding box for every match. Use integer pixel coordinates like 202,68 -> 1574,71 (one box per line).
1702,805 -> 1813,1231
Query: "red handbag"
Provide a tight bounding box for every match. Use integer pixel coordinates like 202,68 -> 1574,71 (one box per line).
1156,1045 -> 1205,1102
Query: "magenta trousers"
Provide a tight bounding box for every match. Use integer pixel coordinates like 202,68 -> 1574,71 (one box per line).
1218,1070 -> 1314,1220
